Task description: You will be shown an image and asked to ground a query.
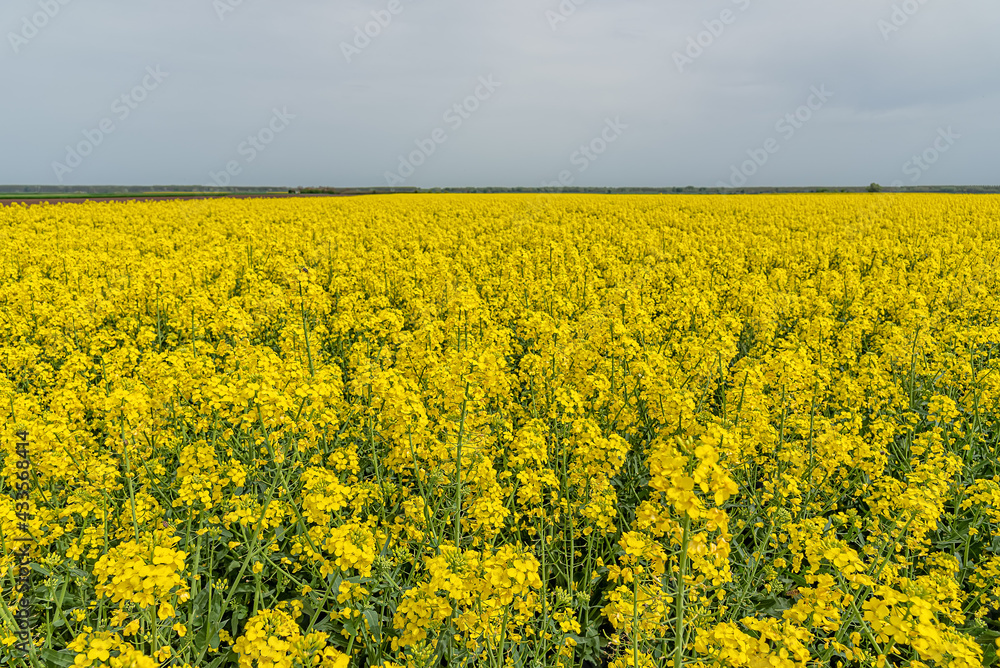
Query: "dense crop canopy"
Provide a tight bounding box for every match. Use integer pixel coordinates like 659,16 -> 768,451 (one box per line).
0,193 -> 998,667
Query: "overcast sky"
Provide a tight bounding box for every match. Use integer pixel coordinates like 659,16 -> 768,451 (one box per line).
2,0 -> 997,188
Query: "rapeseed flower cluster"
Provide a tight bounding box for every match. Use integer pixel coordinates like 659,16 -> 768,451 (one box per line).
67,629 -> 159,668
92,532 -> 189,612
232,606 -> 350,668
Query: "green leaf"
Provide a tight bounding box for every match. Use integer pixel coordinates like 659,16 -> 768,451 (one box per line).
362,609 -> 380,638
231,582 -> 256,595
40,649 -> 76,667
205,654 -> 231,668
195,621 -> 221,652
983,644 -> 998,668
190,587 -> 211,611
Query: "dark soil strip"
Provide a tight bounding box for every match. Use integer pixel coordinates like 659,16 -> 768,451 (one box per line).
0,193 -> 366,207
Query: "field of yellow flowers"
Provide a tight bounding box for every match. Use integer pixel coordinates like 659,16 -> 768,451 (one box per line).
0,193 -> 998,668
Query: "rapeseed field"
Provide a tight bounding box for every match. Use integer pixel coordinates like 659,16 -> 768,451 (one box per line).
0,194 -> 998,667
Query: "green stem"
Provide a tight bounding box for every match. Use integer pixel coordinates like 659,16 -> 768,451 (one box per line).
633,569 -> 641,668
675,513 -> 692,668
119,425 -> 140,542
299,282 -> 315,377
454,381 -> 470,547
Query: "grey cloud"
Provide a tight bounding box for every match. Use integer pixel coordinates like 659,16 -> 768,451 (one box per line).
1,0 -> 997,187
